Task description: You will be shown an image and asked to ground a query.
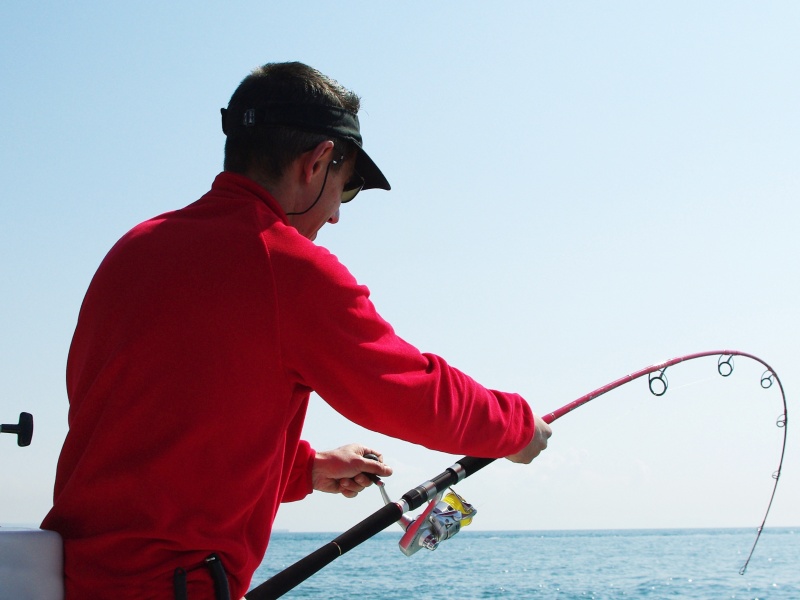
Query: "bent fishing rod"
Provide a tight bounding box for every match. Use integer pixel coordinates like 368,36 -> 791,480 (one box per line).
246,350 -> 788,599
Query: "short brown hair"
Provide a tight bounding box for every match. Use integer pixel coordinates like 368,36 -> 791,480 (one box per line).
222,62 -> 360,179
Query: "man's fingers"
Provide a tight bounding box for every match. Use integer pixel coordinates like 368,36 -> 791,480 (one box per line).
352,473 -> 374,488
338,477 -> 368,497
361,452 -> 393,478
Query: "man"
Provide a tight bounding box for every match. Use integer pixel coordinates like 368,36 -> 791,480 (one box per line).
42,62 -> 552,599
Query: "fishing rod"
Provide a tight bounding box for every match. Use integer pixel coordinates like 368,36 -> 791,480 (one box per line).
246,350 -> 788,599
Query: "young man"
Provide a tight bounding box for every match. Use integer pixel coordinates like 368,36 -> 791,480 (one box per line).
42,62 -> 552,599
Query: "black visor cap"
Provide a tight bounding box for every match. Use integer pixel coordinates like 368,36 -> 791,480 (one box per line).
221,103 -> 390,192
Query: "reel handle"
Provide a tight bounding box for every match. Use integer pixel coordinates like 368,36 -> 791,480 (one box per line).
362,453 -> 383,484
363,453 -> 394,508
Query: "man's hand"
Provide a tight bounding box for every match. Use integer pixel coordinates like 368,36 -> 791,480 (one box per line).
505,413 -> 552,464
312,444 -> 393,498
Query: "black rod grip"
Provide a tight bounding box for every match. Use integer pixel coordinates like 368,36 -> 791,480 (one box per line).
400,456 -> 496,510
246,503 -> 403,599
456,456 -> 495,477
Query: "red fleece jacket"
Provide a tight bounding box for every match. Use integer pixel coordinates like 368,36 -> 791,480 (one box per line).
41,172 -> 534,599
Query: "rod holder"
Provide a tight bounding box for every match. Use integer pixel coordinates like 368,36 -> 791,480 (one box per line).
1,412 -> 34,447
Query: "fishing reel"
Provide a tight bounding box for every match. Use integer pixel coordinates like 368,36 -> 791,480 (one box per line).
395,488 -> 476,556
365,455 -> 476,556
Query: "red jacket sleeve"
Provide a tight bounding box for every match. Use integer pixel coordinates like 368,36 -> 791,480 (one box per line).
268,234 -> 535,459
281,440 -> 315,502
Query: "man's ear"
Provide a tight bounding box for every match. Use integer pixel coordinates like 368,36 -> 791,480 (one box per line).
300,140 -> 336,185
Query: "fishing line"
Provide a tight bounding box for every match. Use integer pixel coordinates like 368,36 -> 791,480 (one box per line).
656,374 -> 716,393
547,350 -> 787,575
246,350 -> 788,599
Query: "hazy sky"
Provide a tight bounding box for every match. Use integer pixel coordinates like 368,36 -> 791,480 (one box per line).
1,1 -> 797,543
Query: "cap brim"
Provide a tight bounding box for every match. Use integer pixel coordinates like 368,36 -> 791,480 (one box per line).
354,146 -> 390,191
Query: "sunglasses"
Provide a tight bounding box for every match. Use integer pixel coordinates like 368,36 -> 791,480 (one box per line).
330,155 -> 364,203
341,172 -> 364,203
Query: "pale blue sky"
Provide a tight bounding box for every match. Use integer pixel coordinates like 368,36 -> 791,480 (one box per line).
1,2 -> 797,537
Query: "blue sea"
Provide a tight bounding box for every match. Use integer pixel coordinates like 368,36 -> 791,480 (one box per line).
251,528 -> 799,599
